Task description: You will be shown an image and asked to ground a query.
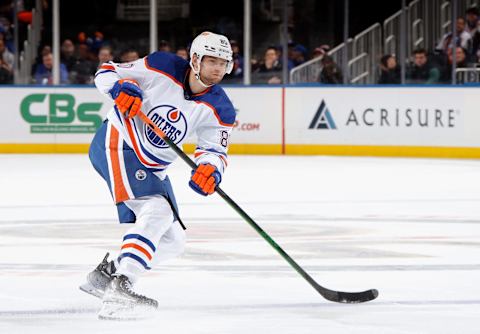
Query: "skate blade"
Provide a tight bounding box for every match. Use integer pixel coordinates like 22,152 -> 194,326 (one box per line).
98,300 -> 157,321
79,283 -> 104,299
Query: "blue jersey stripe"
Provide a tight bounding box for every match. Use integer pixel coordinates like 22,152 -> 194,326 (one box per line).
95,70 -> 116,78
123,234 -> 156,252
118,252 -> 151,270
114,109 -> 171,168
131,120 -> 173,165
114,107 -> 124,125
195,147 -> 227,157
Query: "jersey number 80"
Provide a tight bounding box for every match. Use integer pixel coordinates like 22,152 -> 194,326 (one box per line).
220,130 -> 229,148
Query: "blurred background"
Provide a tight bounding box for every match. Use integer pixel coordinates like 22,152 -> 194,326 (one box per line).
2,0 -> 479,86
1,0 -> 479,159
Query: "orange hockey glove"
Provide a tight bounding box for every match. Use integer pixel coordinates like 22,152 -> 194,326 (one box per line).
189,164 -> 222,196
108,79 -> 143,118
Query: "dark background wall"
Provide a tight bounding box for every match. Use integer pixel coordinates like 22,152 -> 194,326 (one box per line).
43,0 -> 405,56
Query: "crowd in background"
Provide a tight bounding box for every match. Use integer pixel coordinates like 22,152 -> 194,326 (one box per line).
26,35 -> 335,85
0,1 -> 479,85
0,0 -> 16,84
379,7 -> 480,84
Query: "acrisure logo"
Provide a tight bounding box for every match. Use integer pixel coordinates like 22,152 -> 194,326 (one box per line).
21,94 -> 103,133
309,100 -> 336,129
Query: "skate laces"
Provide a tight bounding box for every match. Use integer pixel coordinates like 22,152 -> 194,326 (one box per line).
119,276 -> 146,300
118,276 -> 156,305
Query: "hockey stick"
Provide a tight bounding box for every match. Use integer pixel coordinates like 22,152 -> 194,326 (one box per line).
138,111 -> 378,303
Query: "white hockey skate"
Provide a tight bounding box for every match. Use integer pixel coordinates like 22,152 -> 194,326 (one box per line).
79,252 -> 116,299
98,274 -> 158,320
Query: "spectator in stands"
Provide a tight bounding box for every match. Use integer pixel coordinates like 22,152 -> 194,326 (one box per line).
286,42 -> 296,71
469,20 -> 480,62
291,44 -> 307,67
90,31 -> 105,54
31,44 -> 53,77
277,44 -> 299,72
254,46 -> 282,84
436,17 -> 472,54
0,38 -> 13,83
77,31 -> 88,45
378,54 -> 400,84
312,48 -> 325,59
318,55 -> 343,84
407,48 -> 440,84
61,39 -> 76,72
34,52 -> 69,85
70,43 -> 97,84
312,45 -> 330,59
230,40 -> 243,78
41,44 -> 52,55
175,47 -> 188,60
159,40 -> 171,53
76,31 -> 105,56
97,46 -> 113,68
222,40 -> 244,84
120,48 -> 139,62
465,7 -> 480,35
440,47 -> 469,83
0,23 -> 14,53
250,53 -> 260,73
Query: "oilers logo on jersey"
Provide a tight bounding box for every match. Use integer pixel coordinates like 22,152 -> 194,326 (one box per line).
145,105 -> 188,148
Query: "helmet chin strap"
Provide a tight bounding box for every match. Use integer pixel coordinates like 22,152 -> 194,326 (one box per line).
194,72 -> 213,88
190,57 -> 214,88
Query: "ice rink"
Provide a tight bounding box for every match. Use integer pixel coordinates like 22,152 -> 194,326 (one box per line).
1,154 -> 479,333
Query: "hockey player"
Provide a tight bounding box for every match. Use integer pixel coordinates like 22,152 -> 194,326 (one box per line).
80,31 -> 236,319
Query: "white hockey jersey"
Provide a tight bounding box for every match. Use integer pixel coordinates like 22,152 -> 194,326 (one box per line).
94,52 -> 235,176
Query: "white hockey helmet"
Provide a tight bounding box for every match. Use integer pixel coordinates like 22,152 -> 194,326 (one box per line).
189,31 -> 234,75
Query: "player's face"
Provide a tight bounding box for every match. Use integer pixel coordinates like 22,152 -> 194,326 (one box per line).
200,56 -> 228,85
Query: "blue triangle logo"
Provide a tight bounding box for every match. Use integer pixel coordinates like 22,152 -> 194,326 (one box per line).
309,100 -> 336,129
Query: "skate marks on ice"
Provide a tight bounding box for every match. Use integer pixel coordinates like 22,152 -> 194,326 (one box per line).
1,155 -> 480,332
2,298 -> 480,319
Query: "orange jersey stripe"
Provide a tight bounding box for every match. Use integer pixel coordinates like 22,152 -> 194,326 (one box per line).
219,155 -> 228,167
194,152 -> 206,158
109,127 -> 130,203
100,64 -> 115,71
124,119 -> 165,167
121,243 -> 153,260
192,87 -> 211,97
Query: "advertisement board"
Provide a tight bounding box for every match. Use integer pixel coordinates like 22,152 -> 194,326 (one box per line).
0,87 -> 112,145
285,86 -> 480,157
183,87 -> 283,154
1,86 -> 480,158
285,87 -> 478,145
0,86 -> 282,154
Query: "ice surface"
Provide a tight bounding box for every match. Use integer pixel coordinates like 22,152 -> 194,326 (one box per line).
0,154 -> 479,333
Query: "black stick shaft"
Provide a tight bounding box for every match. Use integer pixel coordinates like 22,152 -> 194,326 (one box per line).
141,113 -> 321,290
139,112 -> 378,303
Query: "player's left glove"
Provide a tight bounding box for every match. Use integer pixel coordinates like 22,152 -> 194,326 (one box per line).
108,79 -> 143,118
189,164 -> 221,196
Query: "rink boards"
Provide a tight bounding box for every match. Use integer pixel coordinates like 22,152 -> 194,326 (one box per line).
0,85 -> 479,158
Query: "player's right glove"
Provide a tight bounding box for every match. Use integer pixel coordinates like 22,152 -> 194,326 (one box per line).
108,79 -> 143,118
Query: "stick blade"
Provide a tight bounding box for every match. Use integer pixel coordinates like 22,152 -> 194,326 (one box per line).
318,287 -> 379,304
